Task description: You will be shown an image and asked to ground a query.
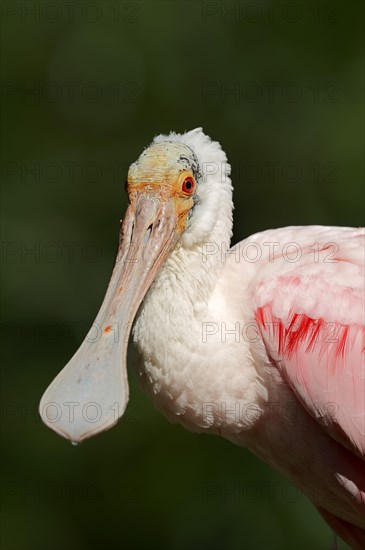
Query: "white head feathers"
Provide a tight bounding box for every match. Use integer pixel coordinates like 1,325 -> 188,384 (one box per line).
153,128 -> 233,248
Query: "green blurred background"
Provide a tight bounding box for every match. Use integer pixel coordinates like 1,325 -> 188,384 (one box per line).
1,1 -> 364,549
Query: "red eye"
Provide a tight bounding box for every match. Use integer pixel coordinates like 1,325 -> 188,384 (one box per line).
182,176 -> 195,194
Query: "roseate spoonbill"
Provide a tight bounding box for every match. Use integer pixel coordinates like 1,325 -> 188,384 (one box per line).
39,128 -> 365,549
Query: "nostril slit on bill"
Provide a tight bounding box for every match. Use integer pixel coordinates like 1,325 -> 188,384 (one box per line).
144,224 -> 153,243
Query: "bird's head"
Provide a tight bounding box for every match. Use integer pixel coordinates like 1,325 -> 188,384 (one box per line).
39,128 -> 232,443
126,127 -> 232,248
128,140 -> 200,228
125,139 -> 200,261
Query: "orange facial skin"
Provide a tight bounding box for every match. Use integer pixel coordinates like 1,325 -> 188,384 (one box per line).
128,169 -> 196,234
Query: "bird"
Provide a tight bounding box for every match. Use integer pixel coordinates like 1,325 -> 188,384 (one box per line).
39,128 -> 365,549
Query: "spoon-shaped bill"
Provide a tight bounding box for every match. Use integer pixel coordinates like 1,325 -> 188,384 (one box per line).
39,194 -> 179,443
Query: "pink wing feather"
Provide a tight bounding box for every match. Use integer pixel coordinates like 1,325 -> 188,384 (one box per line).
250,226 -> 365,457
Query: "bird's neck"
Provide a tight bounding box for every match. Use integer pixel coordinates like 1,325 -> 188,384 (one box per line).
157,211 -> 233,309
132,202 -> 253,435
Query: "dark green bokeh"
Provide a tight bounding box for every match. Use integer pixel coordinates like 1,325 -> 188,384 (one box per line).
1,1 -> 364,549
